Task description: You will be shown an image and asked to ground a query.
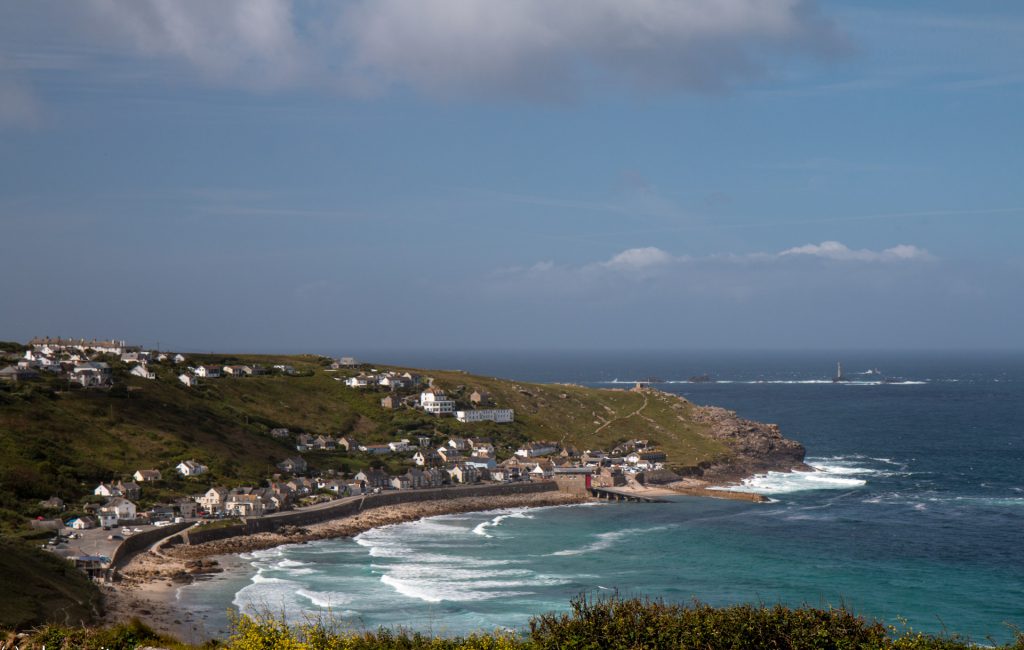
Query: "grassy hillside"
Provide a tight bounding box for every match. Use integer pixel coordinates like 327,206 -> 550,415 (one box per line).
0,353 -> 728,539
421,368 -> 724,461
0,537 -> 101,629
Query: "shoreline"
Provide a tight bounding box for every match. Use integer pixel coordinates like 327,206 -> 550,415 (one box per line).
104,482 -> 772,641
104,490 -> 590,641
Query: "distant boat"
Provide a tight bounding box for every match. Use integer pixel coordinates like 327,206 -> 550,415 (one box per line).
832,361 -> 849,383
864,368 -> 882,376
688,374 -> 713,383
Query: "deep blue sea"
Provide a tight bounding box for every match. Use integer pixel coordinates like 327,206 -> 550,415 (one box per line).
176,352 -> 1024,643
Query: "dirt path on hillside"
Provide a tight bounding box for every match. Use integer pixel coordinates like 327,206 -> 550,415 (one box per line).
591,391 -> 649,435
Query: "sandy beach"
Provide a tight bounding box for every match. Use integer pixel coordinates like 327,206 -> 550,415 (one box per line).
103,490 -> 590,640
100,483 -> 770,640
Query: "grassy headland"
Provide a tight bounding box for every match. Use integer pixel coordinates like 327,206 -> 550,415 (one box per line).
0,353 -> 731,537
0,351 -> 768,630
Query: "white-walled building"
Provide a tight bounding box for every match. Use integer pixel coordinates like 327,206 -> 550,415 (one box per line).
419,391 -> 455,415
177,460 -> 208,476
130,364 -> 156,379
455,409 -> 514,424
194,365 -> 222,378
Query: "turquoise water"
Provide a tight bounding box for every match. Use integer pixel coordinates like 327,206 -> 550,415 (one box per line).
176,352 -> 1024,643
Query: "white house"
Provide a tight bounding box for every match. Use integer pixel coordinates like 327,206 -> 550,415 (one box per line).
198,487 -> 228,514
130,364 -> 156,380
97,511 -> 118,529
94,483 -> 120,498
177,459 -> 208,476
412,449 -> 442,466
103,497 -> 137,522
194,365 -> 222,378
134,469 -> 162,482
465,455 -> 497,471
378,375 -> 407,389
419,391 -> 455,415
530,462 -> 554,479
173,354 -> 187,364
68,516 -> 96,530
225,493 -> 264,517
515,442 -> 559,458
455,409 -> 515,424
471,440 -> 496,457
345,375 -> 374,388
447,436 -> 469,450
388,439 -> 413,452
178,373 -> 199,388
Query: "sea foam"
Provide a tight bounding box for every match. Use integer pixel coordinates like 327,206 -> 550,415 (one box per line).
712,459 -> 878,495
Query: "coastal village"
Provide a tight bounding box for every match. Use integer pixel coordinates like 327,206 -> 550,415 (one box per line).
3,337 -> 690,584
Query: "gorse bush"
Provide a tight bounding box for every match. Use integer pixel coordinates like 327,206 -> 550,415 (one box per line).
18,597 -> 1024,649
530,596 -> 891,649
22,617 -> 203,650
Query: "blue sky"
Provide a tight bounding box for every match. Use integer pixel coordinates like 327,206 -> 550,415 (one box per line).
1,0 -> 1022,352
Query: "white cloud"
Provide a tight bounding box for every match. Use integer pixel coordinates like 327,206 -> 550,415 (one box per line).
63,0 -> 313,90
338,0 -> 846,98
779,240 -> 932,261
601,247 -> 677,270
503,240 -> 932,287
5,0 -> 845,98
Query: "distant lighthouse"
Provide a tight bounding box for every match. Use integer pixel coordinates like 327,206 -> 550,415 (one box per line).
832,361 -> 849,383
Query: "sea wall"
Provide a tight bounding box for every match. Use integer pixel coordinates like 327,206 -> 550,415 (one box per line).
182,481 -> 558,546
110,521 -> 191,569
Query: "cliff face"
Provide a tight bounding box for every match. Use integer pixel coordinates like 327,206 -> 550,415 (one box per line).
679,404 -> 809,484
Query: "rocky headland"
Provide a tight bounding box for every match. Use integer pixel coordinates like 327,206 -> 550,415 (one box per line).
674,401 -> 809,485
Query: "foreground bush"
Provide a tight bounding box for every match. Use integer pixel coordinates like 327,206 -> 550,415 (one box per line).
17,597 -> 1024,649
20,617 -> 206,650
226,596 -> 1024,650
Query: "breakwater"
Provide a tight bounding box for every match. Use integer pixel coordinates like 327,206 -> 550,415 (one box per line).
179,481 -> 559,547
109,521 -> 192,569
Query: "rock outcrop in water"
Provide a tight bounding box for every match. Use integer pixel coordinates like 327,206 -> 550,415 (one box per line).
681,404 -> 809,484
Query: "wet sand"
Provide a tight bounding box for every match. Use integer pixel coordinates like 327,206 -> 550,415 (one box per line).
104,490 -> 589,640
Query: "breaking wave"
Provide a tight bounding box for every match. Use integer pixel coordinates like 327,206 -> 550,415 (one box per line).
711,457 -> 896,495
549,525 -> 673,557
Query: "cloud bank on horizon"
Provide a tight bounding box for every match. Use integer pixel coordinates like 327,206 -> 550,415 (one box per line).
522,241 -> 933,276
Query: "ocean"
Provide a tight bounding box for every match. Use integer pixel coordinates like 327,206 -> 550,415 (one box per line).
175,351 -> 1024,643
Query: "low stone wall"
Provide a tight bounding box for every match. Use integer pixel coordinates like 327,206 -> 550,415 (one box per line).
110,521 -> 191,569
181,523 -> 248,546
183,481 -> 558,545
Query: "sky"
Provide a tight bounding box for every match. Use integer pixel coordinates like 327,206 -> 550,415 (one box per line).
1,0 -> 1022,353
